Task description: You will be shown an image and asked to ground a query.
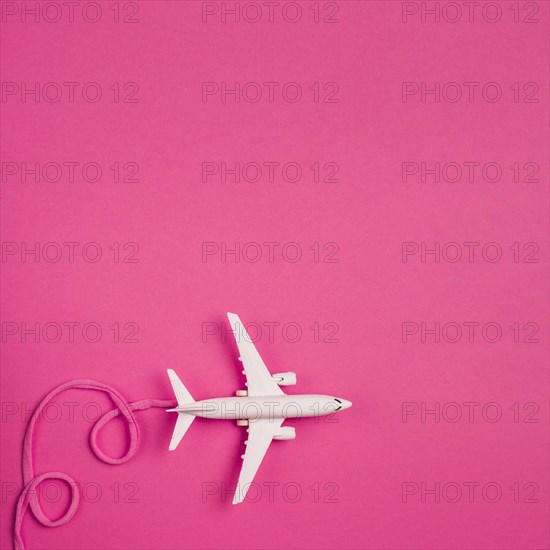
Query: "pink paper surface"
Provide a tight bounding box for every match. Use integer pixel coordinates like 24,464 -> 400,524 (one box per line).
1,1 -> 549,549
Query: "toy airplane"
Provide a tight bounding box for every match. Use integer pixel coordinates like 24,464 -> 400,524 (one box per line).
166,313 -> 351,504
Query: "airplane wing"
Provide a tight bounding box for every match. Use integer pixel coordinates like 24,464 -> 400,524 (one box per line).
233,418 -> 284,504
227,312 -> 284,396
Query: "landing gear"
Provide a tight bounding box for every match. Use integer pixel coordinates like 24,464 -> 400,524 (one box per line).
235,390 -> 248,397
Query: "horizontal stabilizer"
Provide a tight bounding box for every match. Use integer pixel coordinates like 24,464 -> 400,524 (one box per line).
169,413 -> 195,451
167,369 -> 194,406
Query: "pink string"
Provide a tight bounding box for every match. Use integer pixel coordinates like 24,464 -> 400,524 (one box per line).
13,379 -> 176,550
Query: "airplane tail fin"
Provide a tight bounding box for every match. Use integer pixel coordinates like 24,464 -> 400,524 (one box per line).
169,413 -> 195,451
166,369 -> 195,451
167,369 -> 194,406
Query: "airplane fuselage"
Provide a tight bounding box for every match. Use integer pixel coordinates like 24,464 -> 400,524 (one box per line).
175,394 -> 350,420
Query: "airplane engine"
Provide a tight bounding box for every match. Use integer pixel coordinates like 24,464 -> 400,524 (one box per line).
273,427 -> 296,440
272,372 -> 297,386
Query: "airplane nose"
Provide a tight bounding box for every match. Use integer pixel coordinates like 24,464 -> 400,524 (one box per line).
341,399 -> 352,410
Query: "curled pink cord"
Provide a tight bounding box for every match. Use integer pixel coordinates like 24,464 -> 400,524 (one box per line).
13,379 -> 176,550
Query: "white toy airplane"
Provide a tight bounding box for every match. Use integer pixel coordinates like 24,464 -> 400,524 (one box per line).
166,312 -> 352,504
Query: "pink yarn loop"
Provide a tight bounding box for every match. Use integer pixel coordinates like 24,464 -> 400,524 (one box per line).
13,379 -> 176,550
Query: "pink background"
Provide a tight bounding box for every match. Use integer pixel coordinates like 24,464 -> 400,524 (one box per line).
1,1 -> 549,549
